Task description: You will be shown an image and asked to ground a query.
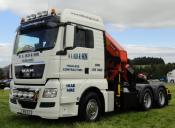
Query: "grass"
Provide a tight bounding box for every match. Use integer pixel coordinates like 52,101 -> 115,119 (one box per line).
0,84 -> 175,128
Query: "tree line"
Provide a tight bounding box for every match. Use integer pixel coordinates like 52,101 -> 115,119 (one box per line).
129,57 -> 165,65
129,57 -> 175,80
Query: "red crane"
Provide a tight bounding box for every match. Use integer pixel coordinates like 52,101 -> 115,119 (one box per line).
105,32 -> 130,95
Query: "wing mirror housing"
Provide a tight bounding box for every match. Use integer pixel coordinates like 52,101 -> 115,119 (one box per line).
64,25 -> 75,49
56,25 -> 75,55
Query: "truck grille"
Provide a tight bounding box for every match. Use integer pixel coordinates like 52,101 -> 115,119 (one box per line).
15,64 -> 45,79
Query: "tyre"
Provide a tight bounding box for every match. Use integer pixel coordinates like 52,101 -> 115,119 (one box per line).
170,80 -> 174,83
141,89 -> 153,110
156,87 -> 167,107
78,92 -> 101,121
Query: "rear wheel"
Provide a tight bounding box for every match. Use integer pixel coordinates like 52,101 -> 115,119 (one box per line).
157,87 -> 167,107
78,92 -> 101,121
141,89 -> 153,110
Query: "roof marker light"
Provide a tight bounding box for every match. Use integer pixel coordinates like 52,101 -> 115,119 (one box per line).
30,14 -> 36,19
37,12 -> 42,17
26,15 -> 31,20
42,11 -> 48,16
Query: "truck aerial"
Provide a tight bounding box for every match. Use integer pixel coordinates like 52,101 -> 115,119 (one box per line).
9,9 -> 171,121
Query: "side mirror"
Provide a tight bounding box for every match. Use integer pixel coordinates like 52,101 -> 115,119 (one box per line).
64,25 -> 75,48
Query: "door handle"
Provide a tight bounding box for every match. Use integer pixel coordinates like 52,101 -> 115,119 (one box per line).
85,68 -> 89,74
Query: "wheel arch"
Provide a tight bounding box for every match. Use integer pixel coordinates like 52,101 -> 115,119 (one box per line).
78,86 -> 105,114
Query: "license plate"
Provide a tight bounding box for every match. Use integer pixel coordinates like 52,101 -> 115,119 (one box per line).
20,109 -> 32,115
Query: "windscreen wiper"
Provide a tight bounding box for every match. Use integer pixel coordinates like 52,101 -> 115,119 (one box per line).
17,50 -> 33,55
35,47 -> 53,52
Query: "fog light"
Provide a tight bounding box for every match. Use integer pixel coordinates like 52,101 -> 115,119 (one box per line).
28,92 -> 34,98
18,91 -> 23,97
23,92 -> 28,98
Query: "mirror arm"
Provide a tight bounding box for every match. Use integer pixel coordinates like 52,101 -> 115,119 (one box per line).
56,50 -> 67,55
56,47 -> 75,56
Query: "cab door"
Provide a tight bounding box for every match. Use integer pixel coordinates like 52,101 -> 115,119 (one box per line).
60,25 -> 92,79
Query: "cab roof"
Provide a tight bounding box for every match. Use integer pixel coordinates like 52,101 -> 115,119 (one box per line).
61,9 -> 105,30
20,9 -> 105,31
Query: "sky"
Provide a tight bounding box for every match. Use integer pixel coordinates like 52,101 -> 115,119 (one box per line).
0,0 -> 175,67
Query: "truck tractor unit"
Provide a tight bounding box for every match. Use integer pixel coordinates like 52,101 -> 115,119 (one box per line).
9,9 -> 171,121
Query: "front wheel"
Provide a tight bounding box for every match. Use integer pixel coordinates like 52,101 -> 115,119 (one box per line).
78,92 -> 101,121
141,89 -> 153,110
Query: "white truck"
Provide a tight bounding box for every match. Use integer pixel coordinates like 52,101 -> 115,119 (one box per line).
167,70 -> 175,83
9,9 -> 171,121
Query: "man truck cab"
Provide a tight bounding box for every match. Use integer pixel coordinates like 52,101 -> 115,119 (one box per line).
9,9 -> 171,121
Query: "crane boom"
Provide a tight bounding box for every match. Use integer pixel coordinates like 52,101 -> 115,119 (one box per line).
105,32 -> 128,83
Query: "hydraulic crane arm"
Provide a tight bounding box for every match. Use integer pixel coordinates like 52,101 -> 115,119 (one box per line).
105,32 -> 129,82
105,32 -> 128,64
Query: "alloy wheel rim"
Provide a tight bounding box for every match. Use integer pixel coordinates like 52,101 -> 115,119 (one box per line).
86,99 -> 99,120
144,92 -> 152,108
158,91 -> 165,105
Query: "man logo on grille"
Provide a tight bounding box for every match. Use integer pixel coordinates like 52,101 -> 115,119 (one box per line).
21,68 -> 34,73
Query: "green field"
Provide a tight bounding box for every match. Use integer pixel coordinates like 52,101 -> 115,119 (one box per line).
0,84 -> 175,128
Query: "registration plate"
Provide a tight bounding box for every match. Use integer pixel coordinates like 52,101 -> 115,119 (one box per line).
20,109 -> 32,115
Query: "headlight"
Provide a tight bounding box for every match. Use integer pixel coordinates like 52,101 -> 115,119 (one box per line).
18,91 -> 23,97
43,88 -> 57,98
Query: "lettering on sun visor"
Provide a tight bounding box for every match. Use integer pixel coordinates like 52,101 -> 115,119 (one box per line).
19,52 -> 39,59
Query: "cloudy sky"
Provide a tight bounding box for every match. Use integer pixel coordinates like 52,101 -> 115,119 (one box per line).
0,0 -> 175,67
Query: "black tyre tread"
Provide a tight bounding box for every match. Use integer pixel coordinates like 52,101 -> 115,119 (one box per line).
78,92 -> 101,121
141,89 -> 153,111
156,87 -> 167,108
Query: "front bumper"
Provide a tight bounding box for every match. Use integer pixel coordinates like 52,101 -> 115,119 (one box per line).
9,97 -> 78,119
9,101 -> 59,119
9,79 -> 61,119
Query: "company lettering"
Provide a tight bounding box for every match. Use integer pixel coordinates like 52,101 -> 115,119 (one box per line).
68,53 -> 88,60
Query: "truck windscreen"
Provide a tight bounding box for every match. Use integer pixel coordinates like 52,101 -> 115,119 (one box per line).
14,26 -> 59,54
